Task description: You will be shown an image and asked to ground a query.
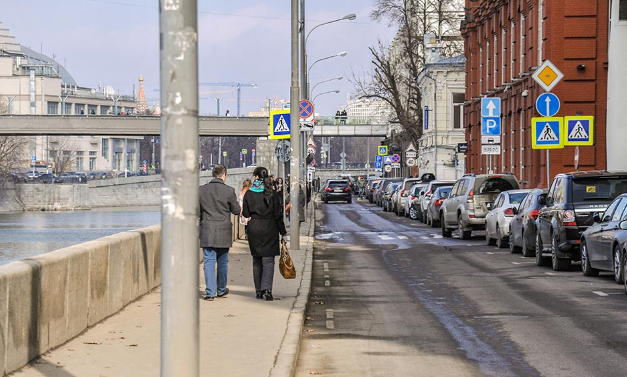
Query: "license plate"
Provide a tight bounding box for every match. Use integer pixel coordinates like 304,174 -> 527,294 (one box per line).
334,189 -> 343,192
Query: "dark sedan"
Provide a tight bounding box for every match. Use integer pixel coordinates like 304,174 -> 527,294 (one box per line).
580,193 -> 627,283
322,179 -> 352,204
509,189 -> 548,257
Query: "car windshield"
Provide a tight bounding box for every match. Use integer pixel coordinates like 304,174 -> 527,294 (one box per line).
509,192 -> 528,204
477,178 -> 516,194
437,187 -> 452,197
572,177 -> 627,203
328,181 -> 348,188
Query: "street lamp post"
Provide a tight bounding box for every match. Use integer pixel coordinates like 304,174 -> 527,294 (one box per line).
307,52 -> 346,98
312,89 -> 340,106
310,76 -> 343,100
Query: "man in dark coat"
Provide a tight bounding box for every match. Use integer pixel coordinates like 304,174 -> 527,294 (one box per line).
199,165 -> 241,301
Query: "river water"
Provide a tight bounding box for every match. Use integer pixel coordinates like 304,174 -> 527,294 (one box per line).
0,207 -> 160,266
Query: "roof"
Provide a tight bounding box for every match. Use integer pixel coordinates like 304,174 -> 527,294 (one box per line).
20,45 -> 78,86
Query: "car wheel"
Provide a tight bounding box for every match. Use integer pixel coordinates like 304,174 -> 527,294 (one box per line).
535,233 -> 550,266
409,207 -> 418,220
613,244 -> 623,284
496,226 -> 507,248
430,212 -> 439,228
417,208 -> 424,222
324,198 -> 328,204
509,229 -> 522,253
486,231 -> 495,246
441,214 -> 452,238
458,216 -> 471,240
347,197 -> 352,204
521,231 -> 534,257
580,240 -> 599,277
551,233 -> 571,271
622,251 -> 627,294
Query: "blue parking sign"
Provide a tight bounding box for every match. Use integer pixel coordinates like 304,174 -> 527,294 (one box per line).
481,117 -> 501,136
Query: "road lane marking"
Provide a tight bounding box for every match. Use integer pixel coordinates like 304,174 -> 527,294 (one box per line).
324,280 -> 331,287
512,262 -> 520,265
545,272 -> 556,276
593,291 -> 609,297
326,320 -> 335,329
326,309 -> 334,319
378,235 -> 394,240
323,262 -> 329,272
421,236 -> 429,240
398,235 -> 408,239
324,275 -> 329,278
486,252 -> 495,255
512,261 -> 536,265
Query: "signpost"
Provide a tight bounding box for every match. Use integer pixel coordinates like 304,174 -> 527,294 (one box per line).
481,97 -> 502,172
536,93 -> 560,117
269,109 -> 291,139
564,116 -> 594,146
378,145 -> 388,156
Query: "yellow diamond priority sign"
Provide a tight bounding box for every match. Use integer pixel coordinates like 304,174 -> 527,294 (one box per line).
532,60 -> 564,92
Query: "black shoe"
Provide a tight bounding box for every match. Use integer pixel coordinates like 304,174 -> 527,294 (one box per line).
263,290 -> 274,301
255,293 -> 263,299
217,288 -> 229,298
203,296 -> 215,301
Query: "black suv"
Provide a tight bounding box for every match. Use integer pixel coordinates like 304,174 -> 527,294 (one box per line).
536,171 -> 627,271
322,179 -> 352,204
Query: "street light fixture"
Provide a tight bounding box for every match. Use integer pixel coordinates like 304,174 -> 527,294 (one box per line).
312,89 -> 340,105
305,14 -> 357,45
307,51 -> 347,83
310,76 -> 343,99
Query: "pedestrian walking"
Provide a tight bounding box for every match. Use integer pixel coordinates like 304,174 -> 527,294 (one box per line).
357,176 -> 366,199
239,178 -> 252,238
199,165 -> 241,301
242,166 -> 287,301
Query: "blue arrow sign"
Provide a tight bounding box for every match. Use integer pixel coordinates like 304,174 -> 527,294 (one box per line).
481,117 -> 501,136
481,98 -> 501,117
536,93 -> 560,117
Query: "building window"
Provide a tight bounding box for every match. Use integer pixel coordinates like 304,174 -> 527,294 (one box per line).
102,138 -> 109,159
100,105 -> 110,115
76,151 -> 84,171
64,103 -> 72,115
621,0 -> 627,20
47,101 -> 59,115
89,151 -> 97,171
453,93 -> 465,129
88,105 -> 97,115
75,104 -> 85,115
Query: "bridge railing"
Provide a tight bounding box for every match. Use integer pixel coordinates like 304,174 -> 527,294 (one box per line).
316,115 -> 389,126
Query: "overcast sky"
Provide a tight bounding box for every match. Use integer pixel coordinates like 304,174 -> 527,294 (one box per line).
1,0 -> 397,116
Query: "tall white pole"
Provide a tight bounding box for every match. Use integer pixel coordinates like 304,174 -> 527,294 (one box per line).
290,0 -> 301,249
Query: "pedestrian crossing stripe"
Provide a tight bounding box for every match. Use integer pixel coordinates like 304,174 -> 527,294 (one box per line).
564,116 -> 594,146
269,109 -> 291,140
531,117 -> 564,149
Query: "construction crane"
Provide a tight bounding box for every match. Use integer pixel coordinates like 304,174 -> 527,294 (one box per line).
199,82 -> 257,116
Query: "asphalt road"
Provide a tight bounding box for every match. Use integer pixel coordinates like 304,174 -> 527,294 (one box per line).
295,197 -> 627,377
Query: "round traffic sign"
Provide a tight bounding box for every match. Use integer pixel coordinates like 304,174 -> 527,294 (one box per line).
536,92 -> 560,117
299,100 -> 314,119
384,165 -> 392,173
406,158 -> 416,167
391,154 -> 401,163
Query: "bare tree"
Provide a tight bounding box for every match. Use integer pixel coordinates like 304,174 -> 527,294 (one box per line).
48,137 -> 80,174
352,0 -> 464,142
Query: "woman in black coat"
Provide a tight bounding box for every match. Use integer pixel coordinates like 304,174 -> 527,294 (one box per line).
242,166 -> 287,301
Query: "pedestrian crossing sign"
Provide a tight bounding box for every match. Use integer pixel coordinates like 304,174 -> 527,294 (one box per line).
269,109 -> 291,140
564,116 -> 594,146
531,117 -> 564,149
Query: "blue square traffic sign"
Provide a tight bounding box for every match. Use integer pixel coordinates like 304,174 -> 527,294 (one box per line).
564,116 -> 594,146
269,109 -> 291,140
374,161 -> 382,169
481,98 -> 501,117
481,117 -> 501,136
375,155 -> 382,163
531,117 -> 564,149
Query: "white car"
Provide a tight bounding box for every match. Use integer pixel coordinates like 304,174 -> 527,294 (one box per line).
404,183 -> 428,218
485,189 -> 532,248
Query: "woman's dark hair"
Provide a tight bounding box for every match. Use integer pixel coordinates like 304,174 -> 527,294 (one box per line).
253,166 -> 274,205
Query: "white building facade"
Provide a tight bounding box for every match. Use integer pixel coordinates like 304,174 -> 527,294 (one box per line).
0,22 -> 143,174
417,52 -> 466,180
606,1 -> 627,170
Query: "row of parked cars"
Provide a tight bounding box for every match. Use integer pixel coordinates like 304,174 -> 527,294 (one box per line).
366,170 -> 627,292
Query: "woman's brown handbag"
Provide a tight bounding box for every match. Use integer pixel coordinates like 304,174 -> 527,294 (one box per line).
279,239 -> 296,279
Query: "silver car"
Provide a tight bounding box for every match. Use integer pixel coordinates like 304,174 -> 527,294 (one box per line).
404,182 -> 429,219
418,180 -> 456,223
392,177 -> 423,216
425,186 -> 453,227
485,189 -> 532,248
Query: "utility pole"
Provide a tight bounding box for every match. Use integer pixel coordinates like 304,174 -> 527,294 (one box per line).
300,0 -> 307,100
159,1 -> 199,376
290,0 -> 301,249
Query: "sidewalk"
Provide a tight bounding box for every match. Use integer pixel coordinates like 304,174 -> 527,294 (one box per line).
11,209 -> 314,377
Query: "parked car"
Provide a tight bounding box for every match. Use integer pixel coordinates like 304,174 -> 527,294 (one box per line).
405,182 -> 429,219
367,180 -> 381,203
485,189 -> 532,248
425,186 -> 453,227
382,182 -> 401,212
580,193 -> 627,283
440,173 -> 520,239
374,178 -> 402,207
321,179 -> 352,204
11,172 -> 29,183
391,177 -> 424,216
508,189 -> 548,257
536,171 -> 627,271
26,172 -> 40,181
417,180 -> 456,222
36,173 -> 58,184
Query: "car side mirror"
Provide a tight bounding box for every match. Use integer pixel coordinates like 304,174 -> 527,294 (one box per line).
537,196 -> 547,205
620,220 -> 627,230
512,207 -> 518,215
592,212 -> 602,223
486,202 -> 493,210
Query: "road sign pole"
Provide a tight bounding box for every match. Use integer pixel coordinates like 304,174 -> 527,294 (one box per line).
547,150 -> 551,186
289,0 -> 300,250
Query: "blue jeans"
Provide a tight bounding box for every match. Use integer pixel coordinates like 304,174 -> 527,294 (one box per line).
203,247 -> 229,297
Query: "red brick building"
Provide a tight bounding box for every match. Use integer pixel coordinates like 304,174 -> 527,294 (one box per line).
462,0 -> 609,188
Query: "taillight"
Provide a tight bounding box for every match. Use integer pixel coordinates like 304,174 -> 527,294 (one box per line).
563,210 -> 577,226
529,209 -> 539,220
370,188 -> 374,193
504,208 -> 514,217
325,187 -> 332,192
410,196 -> 416,200
400,189 -> 405,197
344,187 -> 351,192
435,198 -> 445,206
425,190 -> 432,197
467,189 -> 474,203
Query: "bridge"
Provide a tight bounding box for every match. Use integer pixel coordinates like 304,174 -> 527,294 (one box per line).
0,115 -> 388,137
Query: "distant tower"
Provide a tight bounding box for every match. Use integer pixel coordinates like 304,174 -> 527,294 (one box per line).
136,75 -> 149,115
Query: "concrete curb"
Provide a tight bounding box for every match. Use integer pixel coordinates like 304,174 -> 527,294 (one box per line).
269,205 -> 315,377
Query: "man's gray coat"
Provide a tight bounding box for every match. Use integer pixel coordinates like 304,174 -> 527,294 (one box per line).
199,178 -> 241,248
